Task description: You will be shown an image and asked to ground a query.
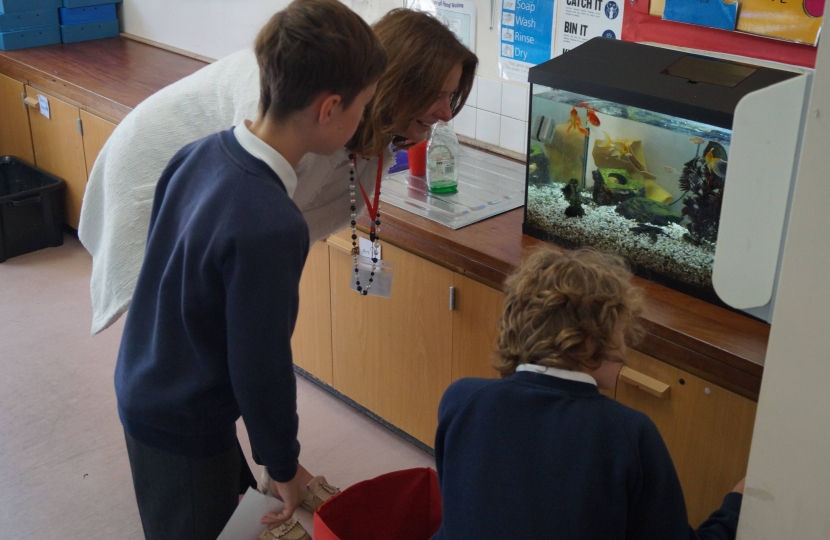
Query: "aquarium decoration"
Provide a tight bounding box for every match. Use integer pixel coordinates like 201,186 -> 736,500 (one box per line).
630,224 -> 669,243
616,197 -> 683,226
562,178 -> 585,218
678,141 -> 727,245
592,168 -> 644,205
524,39 -> 798,304
528,145 -> 551,184
592,135 -> 654,180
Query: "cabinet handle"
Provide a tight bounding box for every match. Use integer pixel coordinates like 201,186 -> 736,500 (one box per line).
619,367 -> 671,399
449,286 -> 456,311
327,235 -> 353,255
23,96 -> 39,108
10,195 -> 42,207
77,118 -> 83,136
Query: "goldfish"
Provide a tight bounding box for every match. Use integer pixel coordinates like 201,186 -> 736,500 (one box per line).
597,131 -> 613,147
610,138 -> 631,158
664,166 -> 678,174
599,132 -> 627,155
566,106 -> 589,136
705,150 -> 727,178
586,109 -> 601,127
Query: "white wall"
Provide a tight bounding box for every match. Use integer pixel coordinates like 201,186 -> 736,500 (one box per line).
736,28 -> 830,540
120,0 -> 504,77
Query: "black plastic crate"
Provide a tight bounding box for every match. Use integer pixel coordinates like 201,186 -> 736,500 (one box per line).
0,156 -> 65,262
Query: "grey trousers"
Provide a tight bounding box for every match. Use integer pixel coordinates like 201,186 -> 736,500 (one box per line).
125,432 -> 252,540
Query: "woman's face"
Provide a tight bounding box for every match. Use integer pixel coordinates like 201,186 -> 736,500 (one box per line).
399,63 -> 464,143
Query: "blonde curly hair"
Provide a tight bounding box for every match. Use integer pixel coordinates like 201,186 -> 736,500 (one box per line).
495,247 -> 645,376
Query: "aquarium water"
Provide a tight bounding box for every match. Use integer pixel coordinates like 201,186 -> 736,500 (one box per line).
526,87 -> 732,294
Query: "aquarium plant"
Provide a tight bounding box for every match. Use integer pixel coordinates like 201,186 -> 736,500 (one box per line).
562,178 -> 585,217
678,142 -> 727,245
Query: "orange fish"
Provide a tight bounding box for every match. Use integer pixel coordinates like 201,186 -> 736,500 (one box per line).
586,109 -> 601,127
705,150 -> 727,178
567,106 -> 589,136
705,150 -> 720,170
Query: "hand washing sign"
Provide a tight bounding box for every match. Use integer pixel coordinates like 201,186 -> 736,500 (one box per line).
498,0 -> 556,83
553,0 -> 624,57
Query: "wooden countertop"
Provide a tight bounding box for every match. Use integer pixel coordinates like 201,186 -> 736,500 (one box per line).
0,37 -> 768,399
0,37 -> 207,122
362,206 -> 768,399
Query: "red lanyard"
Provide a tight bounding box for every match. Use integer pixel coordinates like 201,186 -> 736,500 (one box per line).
353,153 -> 384,233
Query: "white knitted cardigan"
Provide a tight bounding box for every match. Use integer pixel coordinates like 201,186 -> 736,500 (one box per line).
78,48 -> 390,335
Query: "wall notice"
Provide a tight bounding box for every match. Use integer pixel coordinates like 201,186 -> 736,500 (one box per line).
406,0 -> 477,52
553,0 -> 624,57
498,0 -> 556,83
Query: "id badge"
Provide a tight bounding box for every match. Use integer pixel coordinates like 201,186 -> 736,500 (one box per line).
350,255 -> 395,298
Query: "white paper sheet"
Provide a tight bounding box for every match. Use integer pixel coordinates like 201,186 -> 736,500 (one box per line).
217,487 -> 285,540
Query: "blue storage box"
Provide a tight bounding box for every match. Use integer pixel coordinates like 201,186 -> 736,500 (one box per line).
0,0 -> 62,15
62,0 -> 121,8
59,4 -> 114,25
0,9 -> 59,32
0,25 -> 60,50
60,18 -> 117,43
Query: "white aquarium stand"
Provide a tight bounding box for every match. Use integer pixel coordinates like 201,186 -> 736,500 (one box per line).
713,73 -> 813,322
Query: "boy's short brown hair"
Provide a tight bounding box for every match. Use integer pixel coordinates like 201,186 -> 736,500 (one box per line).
255,0 -> 388,121
495,247 -> 644,376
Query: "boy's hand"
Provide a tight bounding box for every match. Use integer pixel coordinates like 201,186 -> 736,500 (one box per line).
260,474 -> 304,529
732,477 -> 746,494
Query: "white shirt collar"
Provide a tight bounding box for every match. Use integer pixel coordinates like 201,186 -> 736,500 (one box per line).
233,120 -> 298,199
515,364 -> 598,386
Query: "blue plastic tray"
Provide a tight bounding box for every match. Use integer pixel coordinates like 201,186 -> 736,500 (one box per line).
62,0 -> 121,8
59,4 -> 114,25
0,25 -> 60,50
0,0 -> 62,15
60,18 -> 117,43
0,9 -> 58,32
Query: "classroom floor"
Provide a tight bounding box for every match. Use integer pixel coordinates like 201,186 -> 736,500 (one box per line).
0,234 -> 435,539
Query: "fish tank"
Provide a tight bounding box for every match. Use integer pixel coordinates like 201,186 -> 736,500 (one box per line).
524,38 -> 798,306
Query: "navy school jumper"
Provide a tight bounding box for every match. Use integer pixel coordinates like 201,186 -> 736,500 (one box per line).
115,129 -> 309,482
433,372 -> 742,540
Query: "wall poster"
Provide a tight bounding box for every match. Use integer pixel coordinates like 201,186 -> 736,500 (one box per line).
406,0 -> 477,51
498,0 -> 556,83
553,0 -> 624,57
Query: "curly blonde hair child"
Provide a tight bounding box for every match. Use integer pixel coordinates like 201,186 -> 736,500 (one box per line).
433,247 -> 745,540
495,247 -> 645,376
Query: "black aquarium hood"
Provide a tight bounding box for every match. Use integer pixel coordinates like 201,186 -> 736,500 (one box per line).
528,38 -> 798,130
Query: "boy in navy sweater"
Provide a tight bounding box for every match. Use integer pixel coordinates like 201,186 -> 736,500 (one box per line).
433,248 -> 745,540
114,2 -> 387,539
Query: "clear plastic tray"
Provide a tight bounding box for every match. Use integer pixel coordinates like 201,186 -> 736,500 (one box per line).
381,146 -> 525,230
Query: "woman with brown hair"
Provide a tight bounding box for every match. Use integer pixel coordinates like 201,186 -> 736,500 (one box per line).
79,7 -> 478,334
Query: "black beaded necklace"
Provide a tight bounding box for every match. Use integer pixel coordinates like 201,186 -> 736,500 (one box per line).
349,152 -> 383,296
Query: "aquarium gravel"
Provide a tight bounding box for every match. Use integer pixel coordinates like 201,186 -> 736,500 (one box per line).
526,184 -> 715,289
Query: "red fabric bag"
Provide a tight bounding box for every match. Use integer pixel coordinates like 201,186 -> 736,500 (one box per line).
314,468 -> 442,540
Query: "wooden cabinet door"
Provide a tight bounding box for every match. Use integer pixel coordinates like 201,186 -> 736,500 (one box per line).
80,110 -> 116,178
451,274 -> 503,381
0,73 -> 34,164
25,85 -> 87,229
291,241 -> 334,385
616,349 -> 756,527
329,231 -> 454,446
